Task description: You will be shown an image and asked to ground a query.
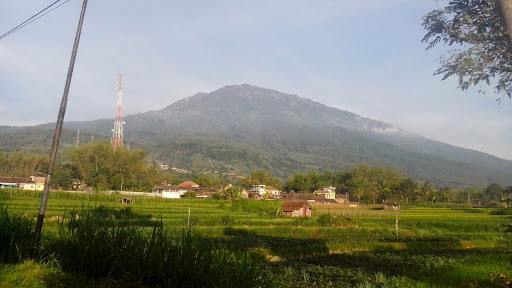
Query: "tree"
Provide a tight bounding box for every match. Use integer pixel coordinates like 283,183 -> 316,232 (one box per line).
420,181 -> 435,202
422,0 -> 512,99
223,186 -> 243,201
193,174 -> 222,188
483,183 -> 505,201
247,170 -> 281,189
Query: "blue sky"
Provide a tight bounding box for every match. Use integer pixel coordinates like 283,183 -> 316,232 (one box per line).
1,0 -> 511,160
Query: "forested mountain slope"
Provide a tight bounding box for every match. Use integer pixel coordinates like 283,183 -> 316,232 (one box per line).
2,84 -> 511,187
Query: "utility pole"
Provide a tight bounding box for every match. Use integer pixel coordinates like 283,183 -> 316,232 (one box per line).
33,0 -> 88,251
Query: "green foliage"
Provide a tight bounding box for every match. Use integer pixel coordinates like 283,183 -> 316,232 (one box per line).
230,199 -> 282,217
484,183 -> 506,202
182,191 -> 197,198
193,173 -> 222,188
247,170 -> 281,189
65,141 -> 178,191
224,186 -> 244,201
0,206 -> 34,264
42,207 -> 267,287
422,0 -> 512,98
0,152 -> 48,177
317,213 -> 357,228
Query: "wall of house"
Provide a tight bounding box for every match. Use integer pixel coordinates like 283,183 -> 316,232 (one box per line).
162,191 -> 182,198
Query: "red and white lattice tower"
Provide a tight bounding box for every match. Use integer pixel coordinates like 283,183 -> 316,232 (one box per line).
111,74 -> 125,149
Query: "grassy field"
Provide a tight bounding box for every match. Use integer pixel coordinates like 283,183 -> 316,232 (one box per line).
1,190 -> 511,287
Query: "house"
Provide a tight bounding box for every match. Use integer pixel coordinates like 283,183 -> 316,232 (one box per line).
249,184 -> 281,196
240,188 -> 249,199
313,186 -> 336,200
265,186 -> 281,196
177,181 -> 200,188
0,177 -> 35,190
335,193 -> 349,205
152,182 -> 187,198
247,192 -> 263,199
384,201 -> 400,210
30,174 -> 46,191
282,191 -> 338,203
281,201 -> 312,217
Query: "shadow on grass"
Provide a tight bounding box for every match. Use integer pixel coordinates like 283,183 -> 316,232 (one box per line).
222,227 -> 329,258
68,205 -> 158,227
295,247 -> 509,287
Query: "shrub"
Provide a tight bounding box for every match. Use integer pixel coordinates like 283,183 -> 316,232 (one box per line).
230,199 -> 282,217
42,207 -> 267,287
0,206 -> 34,264
317,213 -> 357,228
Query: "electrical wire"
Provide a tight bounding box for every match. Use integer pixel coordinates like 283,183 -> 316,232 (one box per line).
0,0 -> 71,40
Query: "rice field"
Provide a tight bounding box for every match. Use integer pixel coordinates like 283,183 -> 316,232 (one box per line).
1,189 -> 511,287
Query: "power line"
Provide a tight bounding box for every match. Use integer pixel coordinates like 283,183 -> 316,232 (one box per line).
0,0 -> 71,40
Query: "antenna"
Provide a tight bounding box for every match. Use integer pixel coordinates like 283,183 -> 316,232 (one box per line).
111,74 -> 125,149
76,129 -> 80,146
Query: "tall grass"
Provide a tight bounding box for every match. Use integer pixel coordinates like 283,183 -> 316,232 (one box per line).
230,199 -> 282,217
0,205 -> 34,263
42,206 -> 267,287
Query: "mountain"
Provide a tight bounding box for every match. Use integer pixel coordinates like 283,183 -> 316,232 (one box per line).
2,84 -> 511,187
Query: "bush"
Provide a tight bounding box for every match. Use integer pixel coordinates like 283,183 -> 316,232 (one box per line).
317,213 -> 357,228
490,208 -> 512,215
43,207 -> 267,287
0,206 -> 34,264
230,199 -> 282,217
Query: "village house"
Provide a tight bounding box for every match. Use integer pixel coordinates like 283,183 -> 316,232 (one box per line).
281,201 -> 312,217
177,181 -> 200,188
249,184 -> 281,197
313,186 -> 336,200
152,182 -> 187,198
0,175 -> 48,190
335,193 -> 349,205
283,191 -> 337,203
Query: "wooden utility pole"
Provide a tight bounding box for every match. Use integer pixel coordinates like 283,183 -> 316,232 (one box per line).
33,0 -> 88,251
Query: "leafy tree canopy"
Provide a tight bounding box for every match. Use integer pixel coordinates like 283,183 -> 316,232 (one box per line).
422,0 -> 512,99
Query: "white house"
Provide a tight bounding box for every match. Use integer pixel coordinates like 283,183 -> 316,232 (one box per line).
250,184 -> 281,196
152,183 -> 187,199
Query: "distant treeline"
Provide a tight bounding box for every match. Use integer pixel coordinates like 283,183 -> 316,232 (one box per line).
1,143 -> 511,204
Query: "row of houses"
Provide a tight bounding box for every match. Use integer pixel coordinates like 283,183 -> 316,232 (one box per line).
0,174 -> 46,190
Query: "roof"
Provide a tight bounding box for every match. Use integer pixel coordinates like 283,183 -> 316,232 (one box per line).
0,177 -> 33,184
313,190 -> 331,194
283,193 -> 330,202
265,186 -> 280,191
383,201 -> 399,205
152,184 -> 180,190
177,181 -> 199,188
335,194 -> 348,199
282,201 -> 311,212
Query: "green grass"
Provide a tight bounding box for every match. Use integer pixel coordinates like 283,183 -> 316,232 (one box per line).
1,191 -> 512,287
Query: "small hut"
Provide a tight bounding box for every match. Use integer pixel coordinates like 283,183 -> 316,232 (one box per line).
384,201 -> 400,210
281,201 -> 312,217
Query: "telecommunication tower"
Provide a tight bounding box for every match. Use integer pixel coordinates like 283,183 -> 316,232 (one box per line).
111,74 -> 125,149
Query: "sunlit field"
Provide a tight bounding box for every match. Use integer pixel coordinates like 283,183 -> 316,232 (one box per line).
1,189 -> 511,287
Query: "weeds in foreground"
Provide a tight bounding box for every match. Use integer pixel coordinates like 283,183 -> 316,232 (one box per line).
42,206 -> 267,287
0,205 -> 34,264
